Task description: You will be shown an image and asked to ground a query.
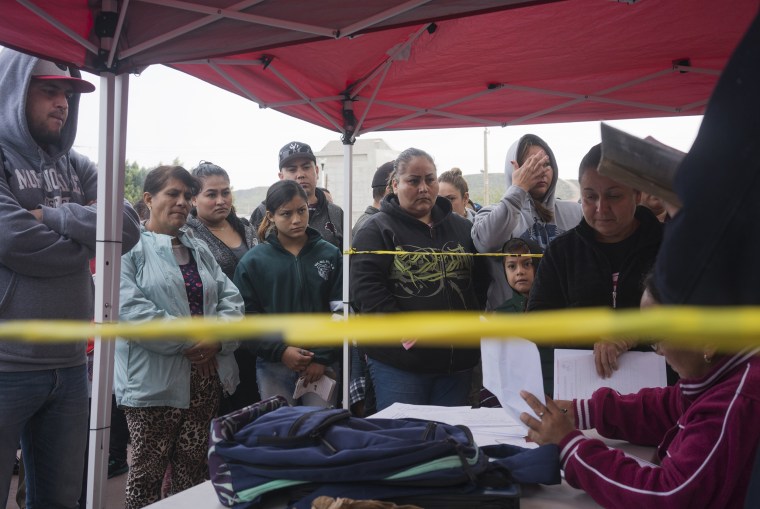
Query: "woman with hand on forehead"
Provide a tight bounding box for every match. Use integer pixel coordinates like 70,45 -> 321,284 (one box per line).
471,134 -> 582,312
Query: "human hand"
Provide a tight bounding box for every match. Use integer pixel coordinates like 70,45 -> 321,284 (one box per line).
520,390 -> 576,446
302,362 -> 327,385
511,150 -> 551,194
29,208 -> 43,221
184,342 -> 221,377
282,346 -> 314,372
593,338 -> 634,378
663,200 -> 680,218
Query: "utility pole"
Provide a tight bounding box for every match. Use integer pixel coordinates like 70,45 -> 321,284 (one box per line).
483,127 -> 489,205
320,160 -> 327,189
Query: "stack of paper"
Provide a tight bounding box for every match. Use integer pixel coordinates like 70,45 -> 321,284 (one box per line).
370,403 -> 535,449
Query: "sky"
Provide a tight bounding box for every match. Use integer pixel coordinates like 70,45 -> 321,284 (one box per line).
69,64 -> 704,192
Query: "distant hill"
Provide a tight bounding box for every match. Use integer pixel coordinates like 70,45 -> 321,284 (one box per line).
233,175 -> 579,217
233,187 -> 267,218
462,172 -> 505,206
464,173 -> 579,206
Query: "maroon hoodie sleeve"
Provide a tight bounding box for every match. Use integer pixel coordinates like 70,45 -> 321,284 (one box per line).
576,386 -> 681,445
557,372 -> 760,509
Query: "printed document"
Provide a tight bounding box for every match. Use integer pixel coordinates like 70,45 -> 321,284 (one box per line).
554,349 -> 667,400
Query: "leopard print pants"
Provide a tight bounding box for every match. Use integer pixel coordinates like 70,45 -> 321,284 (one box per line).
122,366 -> 221,508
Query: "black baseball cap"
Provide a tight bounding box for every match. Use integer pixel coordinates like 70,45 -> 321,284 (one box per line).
372,161 -> 394,188
279,141 -> 316,168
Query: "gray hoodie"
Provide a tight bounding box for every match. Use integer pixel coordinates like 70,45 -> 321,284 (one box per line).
471,134 -> 582,310
0,49 -> 141,371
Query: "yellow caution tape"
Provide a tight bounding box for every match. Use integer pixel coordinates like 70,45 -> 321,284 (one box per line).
2,308 -> 760,352
345,249 -> 542,257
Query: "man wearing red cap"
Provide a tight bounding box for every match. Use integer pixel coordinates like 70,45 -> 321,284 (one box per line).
0,49 -> 140,507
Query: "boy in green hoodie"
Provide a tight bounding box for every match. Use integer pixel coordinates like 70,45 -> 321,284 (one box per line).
494,238 -> 543,313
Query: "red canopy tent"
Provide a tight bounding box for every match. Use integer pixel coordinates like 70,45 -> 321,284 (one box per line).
3,0 -> 756,135
172,0 -> 757,136
1,1 -> 757,506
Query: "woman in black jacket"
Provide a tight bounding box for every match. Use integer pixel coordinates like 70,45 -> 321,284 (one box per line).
350,148 -> 486,412
527,144 -> 663,396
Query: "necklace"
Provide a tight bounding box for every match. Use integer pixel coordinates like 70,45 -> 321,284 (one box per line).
206,224 -> 228,232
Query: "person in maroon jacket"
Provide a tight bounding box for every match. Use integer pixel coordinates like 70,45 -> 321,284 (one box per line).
518,274 -> 760,508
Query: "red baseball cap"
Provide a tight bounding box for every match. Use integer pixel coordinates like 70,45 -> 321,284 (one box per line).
31,59 -> 95,94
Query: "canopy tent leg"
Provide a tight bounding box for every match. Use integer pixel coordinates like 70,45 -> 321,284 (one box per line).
341,132 -> 354,410
86,71 -> 130,509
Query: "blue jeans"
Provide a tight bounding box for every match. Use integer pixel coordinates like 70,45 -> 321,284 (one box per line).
367,358 -> 473,412
256,359 -> 339,407
0,365 -> 89,509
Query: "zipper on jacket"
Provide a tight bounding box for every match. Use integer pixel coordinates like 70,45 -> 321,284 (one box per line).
439,246 -> 457,374
422,421 -> 438,440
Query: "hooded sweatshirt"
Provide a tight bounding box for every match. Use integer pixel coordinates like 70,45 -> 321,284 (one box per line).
0,49 -> 141,372
350,194 -> 485,374
561,348 -> 760,509
471,134 -> 582,310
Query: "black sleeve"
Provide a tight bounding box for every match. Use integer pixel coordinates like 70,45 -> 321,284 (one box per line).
526,241 -> 568,312
471,243 -> 491,311
349,220 -> 402,314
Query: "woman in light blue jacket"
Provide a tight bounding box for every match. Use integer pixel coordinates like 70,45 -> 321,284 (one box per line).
115,165 -> 242,508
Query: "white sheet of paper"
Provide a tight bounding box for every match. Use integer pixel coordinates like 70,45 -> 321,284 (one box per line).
370,403 -> 536,448
554,349 -> 667,400
480,337 -> 545,430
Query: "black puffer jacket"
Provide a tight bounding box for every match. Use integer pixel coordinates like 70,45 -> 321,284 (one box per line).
350,194 -> 486,374
527,206 -> 663,312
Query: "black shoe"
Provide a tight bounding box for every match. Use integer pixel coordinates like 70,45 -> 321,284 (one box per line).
13,454 -> 19,476
107,458 -> 128,479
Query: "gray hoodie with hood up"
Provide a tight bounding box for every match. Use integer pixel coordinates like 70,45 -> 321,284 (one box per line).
0,49 -> 141,372
471,134 -> 582,310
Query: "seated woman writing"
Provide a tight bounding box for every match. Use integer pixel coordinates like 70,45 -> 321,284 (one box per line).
519,274 -> 760,508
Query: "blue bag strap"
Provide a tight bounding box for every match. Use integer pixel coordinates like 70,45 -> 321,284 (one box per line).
480,443 -> 561,485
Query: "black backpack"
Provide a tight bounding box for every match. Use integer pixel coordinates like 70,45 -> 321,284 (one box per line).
208,396 -> 560,508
